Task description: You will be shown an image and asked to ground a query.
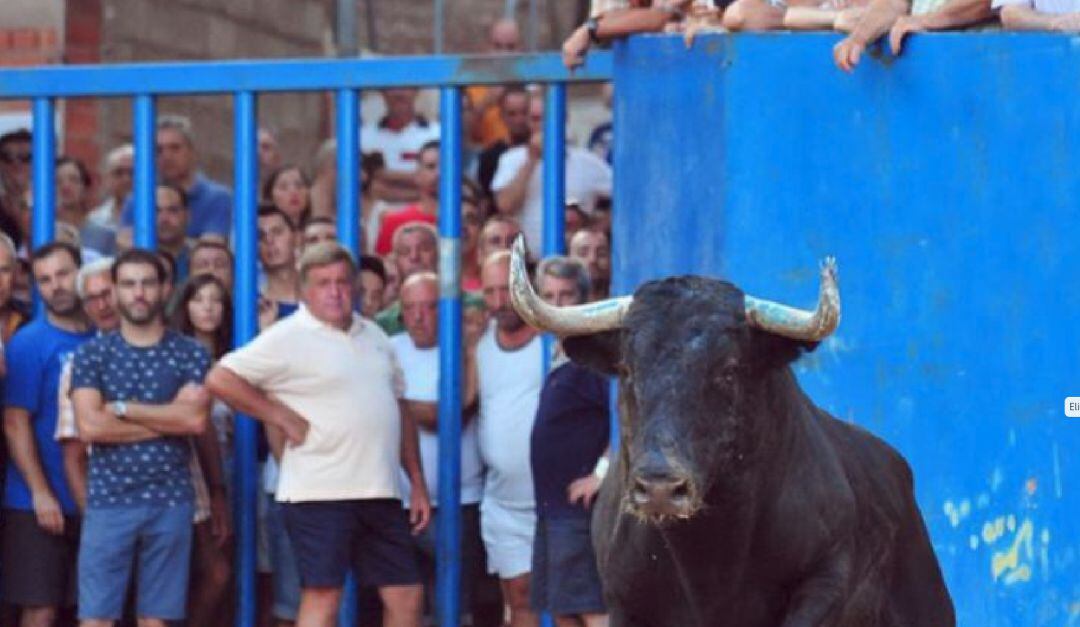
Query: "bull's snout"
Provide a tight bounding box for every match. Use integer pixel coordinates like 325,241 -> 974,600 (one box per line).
630,469 -> 695,520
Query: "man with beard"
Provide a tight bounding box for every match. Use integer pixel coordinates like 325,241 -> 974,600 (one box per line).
568,228 -> 611,301
2,242 -> 94,627
474,251 -> 544,627
70,249 -> 211,627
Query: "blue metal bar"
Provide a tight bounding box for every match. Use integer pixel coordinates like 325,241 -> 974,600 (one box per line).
335,88 -> 360,254
541,84 -> 567,258
333,86 -> 361,627
232,90 -> 259,627
537,82 -> 568,627
30,97 -> 55,316
0,53 -> 613,98
133,94 -> 156,249
436,85 -> 464,627
30,97 -> 55,250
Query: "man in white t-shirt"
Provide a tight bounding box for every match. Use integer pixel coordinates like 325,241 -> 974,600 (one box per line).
474,251 -> 544,627
207,242 -> 431,627
390,272 -> 490,620
491,92 -> 612,254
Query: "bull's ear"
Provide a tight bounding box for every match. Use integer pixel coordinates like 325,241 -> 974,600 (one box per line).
563,330 -> 622,376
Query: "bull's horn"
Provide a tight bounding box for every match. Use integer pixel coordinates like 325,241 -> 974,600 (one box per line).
509,235 -> 632,336
744,257 -> 841,342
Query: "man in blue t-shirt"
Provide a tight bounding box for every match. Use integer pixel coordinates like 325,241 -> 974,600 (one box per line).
1,242 -> 94,623
119,115 -> 232,238
528,256 -> 610,626
71,248 -> 211,626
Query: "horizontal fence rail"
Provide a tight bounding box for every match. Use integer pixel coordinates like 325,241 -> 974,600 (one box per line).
0,52 -> 613,97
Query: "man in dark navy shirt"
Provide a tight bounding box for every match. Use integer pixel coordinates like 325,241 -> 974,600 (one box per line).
529,256 -> 610,627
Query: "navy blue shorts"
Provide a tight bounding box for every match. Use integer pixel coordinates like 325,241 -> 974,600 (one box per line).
530,515 -> 606,616
281,499 -> 421,589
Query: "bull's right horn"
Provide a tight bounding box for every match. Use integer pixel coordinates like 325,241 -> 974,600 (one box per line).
509,235 -> 632,336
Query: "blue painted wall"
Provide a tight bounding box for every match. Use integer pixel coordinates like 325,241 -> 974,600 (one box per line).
611,32 -> 1078,626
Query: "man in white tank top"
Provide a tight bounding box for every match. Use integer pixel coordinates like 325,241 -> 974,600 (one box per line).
475,251 -> 544,627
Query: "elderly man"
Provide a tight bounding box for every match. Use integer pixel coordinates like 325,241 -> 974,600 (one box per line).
376,223 -> 438,336
467,19 -> 522,150
207,242 -> 430,627
528,257 -> 610,627
88,144 -> 134,234
55,258 -> 119,513
474,251 -> 544,627
390,272 -> 488,622
120,115 -> 232,238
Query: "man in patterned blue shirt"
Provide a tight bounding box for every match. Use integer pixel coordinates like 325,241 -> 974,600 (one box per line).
70,248 -> 211,627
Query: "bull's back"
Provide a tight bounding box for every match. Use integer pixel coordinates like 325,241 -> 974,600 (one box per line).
816,411 -> 956,626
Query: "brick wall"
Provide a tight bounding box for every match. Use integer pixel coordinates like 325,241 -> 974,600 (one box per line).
83,0 -> 333,188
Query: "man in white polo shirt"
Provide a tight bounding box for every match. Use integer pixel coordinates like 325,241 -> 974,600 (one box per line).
206,242 -> 431,627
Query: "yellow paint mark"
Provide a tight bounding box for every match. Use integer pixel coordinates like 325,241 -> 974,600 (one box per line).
982,517 -> 1007,543
991,519 -> 1034,584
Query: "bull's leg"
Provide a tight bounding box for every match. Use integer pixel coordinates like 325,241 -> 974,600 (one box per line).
779,551 -> 852,627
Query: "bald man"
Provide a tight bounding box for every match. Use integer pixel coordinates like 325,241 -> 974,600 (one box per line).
467,18 -> 523,148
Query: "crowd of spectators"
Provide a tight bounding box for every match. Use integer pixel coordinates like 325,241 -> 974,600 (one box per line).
0,13 -> 619,627
563,0 -> 1070,74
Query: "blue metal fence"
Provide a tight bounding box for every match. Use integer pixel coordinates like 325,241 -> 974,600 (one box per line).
0,52 -> 613,627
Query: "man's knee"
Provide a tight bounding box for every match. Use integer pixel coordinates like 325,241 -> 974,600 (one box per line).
379,584 -> 422,614
298,587 -> 343,622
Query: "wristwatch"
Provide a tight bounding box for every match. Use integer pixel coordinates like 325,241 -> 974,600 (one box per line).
585,17 -> 601,44
112,400 -> 128,420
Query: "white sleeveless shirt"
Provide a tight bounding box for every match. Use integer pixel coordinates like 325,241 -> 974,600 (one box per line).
476,322 -> 543,508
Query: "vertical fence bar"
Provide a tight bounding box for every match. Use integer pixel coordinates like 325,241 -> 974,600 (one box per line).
133,94 -> 157,249
30,97 -> 55,250
436,85 -> 464,627
336,88 -> 360,255
232,90 -> 259,627
334,85 -> 361,627
30,97 -> 55,316
541,84 -> 566,258
538,81 -> 567,627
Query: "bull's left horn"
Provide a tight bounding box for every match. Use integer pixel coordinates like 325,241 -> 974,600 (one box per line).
744,257 -> 841,342
509,235 -> 632,336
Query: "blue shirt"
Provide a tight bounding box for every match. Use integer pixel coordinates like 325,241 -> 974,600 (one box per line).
530,361 -> 610,519
121,172 -> 232,237
3,319 -> 95,514
70,329 -> 211,509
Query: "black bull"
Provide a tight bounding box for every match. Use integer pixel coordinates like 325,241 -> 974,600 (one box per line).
557,276 -> 956,627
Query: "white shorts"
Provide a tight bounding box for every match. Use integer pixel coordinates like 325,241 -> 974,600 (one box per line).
480,498 -> 537,579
